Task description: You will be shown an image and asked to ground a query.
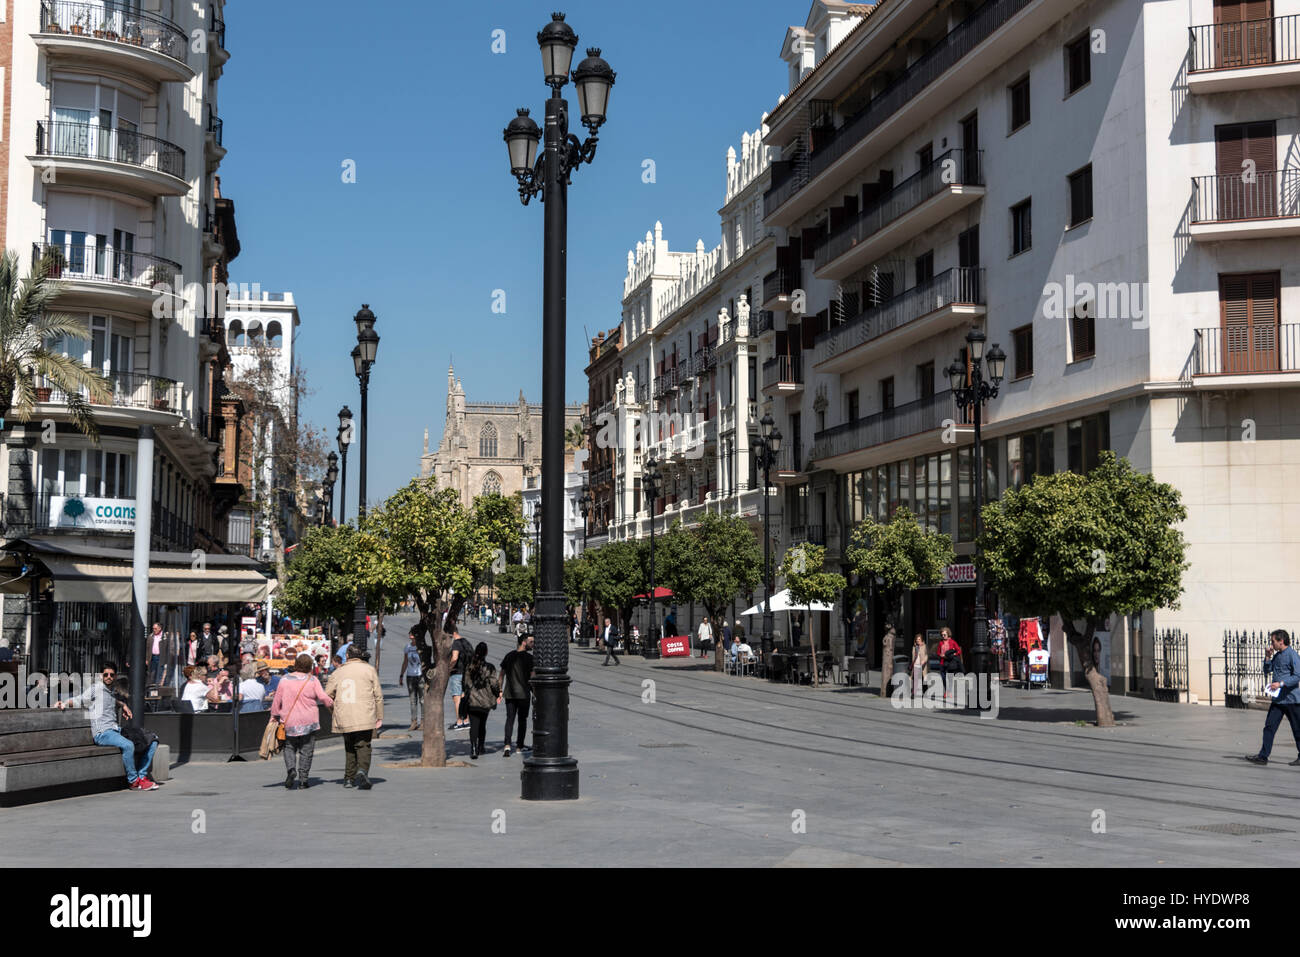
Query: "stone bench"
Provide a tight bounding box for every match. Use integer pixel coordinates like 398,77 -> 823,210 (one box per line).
0,710 -> 170,806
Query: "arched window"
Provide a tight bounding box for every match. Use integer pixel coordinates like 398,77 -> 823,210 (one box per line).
479,422 -> 498,458
482,471 -> 502,496
247,322 -> 264,347
266,321 -> 283,349
227,320 -> 244,347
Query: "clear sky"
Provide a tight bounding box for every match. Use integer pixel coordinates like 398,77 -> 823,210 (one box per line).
219,0 -> 800,509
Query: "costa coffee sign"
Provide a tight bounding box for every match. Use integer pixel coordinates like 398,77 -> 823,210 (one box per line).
942,562 -> 976,585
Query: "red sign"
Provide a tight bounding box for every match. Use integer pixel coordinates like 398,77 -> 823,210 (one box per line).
660,637 -> 690,657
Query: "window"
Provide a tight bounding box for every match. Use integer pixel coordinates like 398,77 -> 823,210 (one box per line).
916,361 -> 935,400
1065,33 -> 1091,95
958,225 -> 980,268
880,377 -> 894,413
1068,164 -> 1093,227
915,250 -> 934,285
1012,324 -> 1033,379
1008,75 -> 1030,132
479,422 -> 498,458
1006,427 -> 1055,490
1011,199 -> 1032,255
482,471 -> 502,496
1067,413 -> 1109,474
917,143 -> 933,171
846,389 -> 859,422
1219,272 -> 1280,374
1071,302 -> 1096,360
266,321 -> 284,349
39,448 -> 135,524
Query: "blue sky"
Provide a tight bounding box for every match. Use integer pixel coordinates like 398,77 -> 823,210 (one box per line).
220,0 -> 800,508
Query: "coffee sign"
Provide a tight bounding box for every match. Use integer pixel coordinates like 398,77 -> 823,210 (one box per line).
942,562 -> 976,585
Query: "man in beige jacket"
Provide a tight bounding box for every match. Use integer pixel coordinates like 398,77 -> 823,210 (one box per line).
324,646 -> 384,790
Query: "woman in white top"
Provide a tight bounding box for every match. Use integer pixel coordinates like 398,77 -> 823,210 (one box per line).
181,665 -> 215,712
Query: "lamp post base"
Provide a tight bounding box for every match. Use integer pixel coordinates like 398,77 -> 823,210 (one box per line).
520,591 -> 579,801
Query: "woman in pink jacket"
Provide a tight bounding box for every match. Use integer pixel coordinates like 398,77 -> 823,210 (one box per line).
270,654 -> 334,790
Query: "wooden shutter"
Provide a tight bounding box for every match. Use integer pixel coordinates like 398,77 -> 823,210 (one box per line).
1072,307 -> 1095,359
1220,272 -> 1279,373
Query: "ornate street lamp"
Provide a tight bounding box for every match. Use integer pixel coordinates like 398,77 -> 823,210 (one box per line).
642,453 -> 662,660
532,505 -> 542,597
946,327 -> 1006,679
351,305 -> 379,655
336,406 -> 353,524
504,12 -> 614,802
324,451 -> 339,527
578,485 -> 592,645
753,413 -> 782,672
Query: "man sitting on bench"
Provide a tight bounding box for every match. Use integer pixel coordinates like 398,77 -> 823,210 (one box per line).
56,662 -> 159,791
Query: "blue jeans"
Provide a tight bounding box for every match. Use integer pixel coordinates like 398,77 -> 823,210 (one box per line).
94,729 -> 157,783
149,654 -> 161,684
1259,702 -> 1300,759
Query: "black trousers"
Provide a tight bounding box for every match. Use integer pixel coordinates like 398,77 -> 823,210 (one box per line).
604,643 -> 620,664
1259,701 -> 1300,758
504,697 -> 530,749
467,708 -> 490,754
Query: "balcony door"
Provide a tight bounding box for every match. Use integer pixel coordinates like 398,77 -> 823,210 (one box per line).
960,112 -> 979,183
1220,272 -> 1279,373
1214,0 -> 1273,68
1215,121 -> 1275,219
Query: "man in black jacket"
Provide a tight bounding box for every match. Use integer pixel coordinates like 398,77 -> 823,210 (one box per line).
197,623 -> 219,661
499,635 -> 533,757
602,618 -> 620,666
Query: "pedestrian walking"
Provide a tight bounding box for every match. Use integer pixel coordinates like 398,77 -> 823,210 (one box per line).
55,662 -> 159,791
910,634 -> 928,698
185,631 -> 199,668
499,634 -> 533,757
463,643 -> 501,759
602,617 -> 621,666
148,622 -> 164,685
937,627 -> 962,698
270,654 -> 334,789
697,617 -> 713,658
447,625 -> 475,732
324,646 -> 384,789
398,627 -> 424,730
198,623 -> 219,661
1245,629 -> 1300,765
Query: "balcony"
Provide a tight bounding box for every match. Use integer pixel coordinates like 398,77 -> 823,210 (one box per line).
1188,14 -> 1300,93
770,445 -> 807,484
35,241 -> 182,317
153,505 -> 195,551
761,355 -> 804,396
1189,171 -> 1300,241
39,371 -> 184,418
208,4 -> 230,67
634,382 -> 650,405
33,121 -> 187,197
37,1 -> 193,83
753,310 -> 776,336
811,390 -> 963,469
790,524 -> 826,546
762,267 -> 799,311
206,110 -> 227,169
763,0 -> 1069,225
815,267 -> 986,373
814,150 -> 984,279
202,206 -> 224,262
694,344 -> 717,376
1189,324 -> 1300,388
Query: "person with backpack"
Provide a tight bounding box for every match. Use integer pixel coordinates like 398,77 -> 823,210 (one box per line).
270,654 -> 334,789
499,635 -> 533,757
463,643 -> 501,759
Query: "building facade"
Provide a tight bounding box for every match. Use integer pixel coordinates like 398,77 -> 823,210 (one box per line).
421,365 -> 584,508
584,324 -> 621,547
756,0 -> 1300,698
0,0 -> 256,668
594,115 -> 780,627
521,465 -> 589,565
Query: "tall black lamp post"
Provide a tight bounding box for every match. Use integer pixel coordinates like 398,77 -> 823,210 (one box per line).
350,306 -> 379,655
642,453 -> 662,659
503,12 -> 614,802
578,485 -> 591,644
323,452 -> 339,527
946,329 -> 1005,679
753,413 -> 782,669
336,406 -> 353,524
531,506 -> 542,598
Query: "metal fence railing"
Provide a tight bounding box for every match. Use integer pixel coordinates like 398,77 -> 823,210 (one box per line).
36,119 -> 185,179
40,0 -> 189,64
1189,13 -> 1300,72
1223,629 -> 1275,708
1153,628 -> 1189,702
1191,170 -> 1300,223
1191,323 -> 1300,376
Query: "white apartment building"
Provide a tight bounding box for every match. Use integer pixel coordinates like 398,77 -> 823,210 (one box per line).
0,1 -> 250,668
522,466 -> 588,563
226,290 -> 302,559
600,116 -> 781,625
758,0 -> 1300,699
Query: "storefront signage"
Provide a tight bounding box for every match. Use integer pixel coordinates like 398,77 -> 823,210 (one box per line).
942,562 -> 976,585
49,496 -> 136,532
660,636 -> 690,657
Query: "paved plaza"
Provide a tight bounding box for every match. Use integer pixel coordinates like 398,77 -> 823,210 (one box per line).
1,613 -> 1293,868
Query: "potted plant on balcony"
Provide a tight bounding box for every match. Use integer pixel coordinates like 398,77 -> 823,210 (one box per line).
70,12 -> 88,35
40,246 -> 66,279
151,379 -> 171,410
0,249 -> 110,439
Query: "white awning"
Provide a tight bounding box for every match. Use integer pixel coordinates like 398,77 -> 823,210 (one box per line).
740,589 -> 836,615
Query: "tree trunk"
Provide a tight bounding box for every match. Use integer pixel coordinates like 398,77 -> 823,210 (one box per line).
710,605 -> 726,673
419,595 -> 464,767
1062,616 -> 1115,727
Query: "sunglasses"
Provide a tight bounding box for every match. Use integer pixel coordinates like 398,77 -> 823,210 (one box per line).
102,671 -> 116,679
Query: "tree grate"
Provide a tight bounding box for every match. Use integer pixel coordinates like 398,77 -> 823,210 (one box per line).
1183,822 -> 1290,836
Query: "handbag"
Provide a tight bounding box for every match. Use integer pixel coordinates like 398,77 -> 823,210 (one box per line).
276,676 -> 311,742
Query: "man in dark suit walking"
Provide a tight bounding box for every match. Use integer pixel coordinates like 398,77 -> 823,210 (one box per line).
602,617 -> 620,666
1246,629 -> 1300,765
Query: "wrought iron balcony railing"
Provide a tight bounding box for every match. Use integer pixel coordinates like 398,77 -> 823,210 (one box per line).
40,370 -> 183,415
812,390 -> 959,461
762,355 -> 804,389
1192,324 -> 1300,375
763,267 -> 798,304
1189,13 -> 1300,72
1190,170 -> 1300,223
40,0 -> 188,65
34,241 -> 181,290
36,120 -> 185,179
